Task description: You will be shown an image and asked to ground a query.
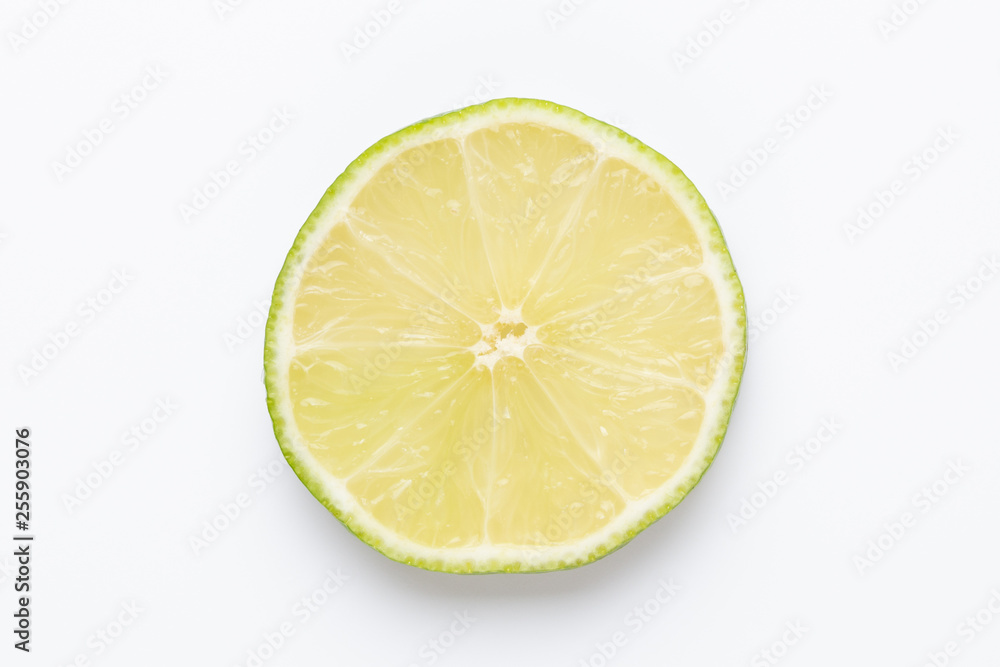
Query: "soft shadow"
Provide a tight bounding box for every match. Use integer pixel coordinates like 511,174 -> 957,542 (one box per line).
354,481 -> 712,605
308,402 -> 750,605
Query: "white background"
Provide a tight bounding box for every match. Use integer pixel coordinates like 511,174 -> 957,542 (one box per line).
2,0 -> 1000,665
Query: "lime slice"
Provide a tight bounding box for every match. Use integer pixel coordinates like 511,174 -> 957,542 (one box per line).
265,98 -> 746,573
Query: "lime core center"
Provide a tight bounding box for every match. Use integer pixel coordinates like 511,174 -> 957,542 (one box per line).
471,309 -> 539,370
